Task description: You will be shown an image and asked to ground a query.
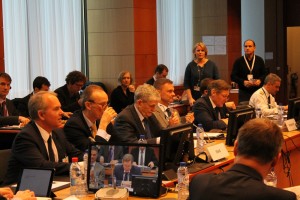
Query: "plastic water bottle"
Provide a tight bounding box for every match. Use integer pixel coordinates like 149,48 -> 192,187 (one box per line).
177,162 -> 189,200
70,157 -> 85,197
196,124 -> 205,155
255,108 -> 262,118
264,170 -> 277,187
83,150 -> 89,191
138,134 -> 147,144
277,104 -> 284,126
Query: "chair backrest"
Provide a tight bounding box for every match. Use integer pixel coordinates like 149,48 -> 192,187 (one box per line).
0,149 -> 12,185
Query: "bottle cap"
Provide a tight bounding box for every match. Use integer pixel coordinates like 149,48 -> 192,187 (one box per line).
72,157 -> 78,162
140,135 -> 145,139
197,124 -> 203,127
179,162 -> 186,166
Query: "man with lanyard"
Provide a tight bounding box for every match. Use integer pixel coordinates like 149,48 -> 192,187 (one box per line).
249,73 -> 288,117
231,39 -> 267,103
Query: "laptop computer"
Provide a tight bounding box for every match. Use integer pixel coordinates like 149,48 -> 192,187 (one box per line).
87,142 -> 164,198
15,168 -> 55,197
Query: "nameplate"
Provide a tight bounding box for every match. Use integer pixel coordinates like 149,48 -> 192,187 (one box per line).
284,118 -> 297,132
205,143 -> 229,161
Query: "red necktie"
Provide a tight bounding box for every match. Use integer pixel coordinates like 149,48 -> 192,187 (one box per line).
2,101 -> 8,117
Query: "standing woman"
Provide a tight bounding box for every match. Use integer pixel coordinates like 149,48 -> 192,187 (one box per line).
110,71 -> 135,113
183,42 -> 220,106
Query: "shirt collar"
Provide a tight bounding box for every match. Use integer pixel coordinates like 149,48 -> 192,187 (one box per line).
82,112 -> 94,128
262,86 -> 271,97
158,103 -> 168,112
134,104 -> 145,122
35,122 -> 52,142
209,96 -> 217,109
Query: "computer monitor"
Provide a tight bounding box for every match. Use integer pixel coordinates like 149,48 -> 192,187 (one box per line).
287,97 -> 300,121
160,122 -> 194,170
87,142 -> 164,198
226,106 -> 255,146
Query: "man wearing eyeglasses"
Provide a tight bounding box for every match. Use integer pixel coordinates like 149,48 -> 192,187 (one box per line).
193,79 -> 231,132
64,85 -> 117,152
0,72 -> 30,127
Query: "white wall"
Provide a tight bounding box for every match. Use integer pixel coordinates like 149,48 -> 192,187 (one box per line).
241,0 -> 265,59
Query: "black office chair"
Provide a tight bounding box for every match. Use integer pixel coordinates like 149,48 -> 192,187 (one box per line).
0,149 -> 12,186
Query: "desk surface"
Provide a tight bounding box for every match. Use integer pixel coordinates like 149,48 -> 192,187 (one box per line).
54,187 -> 177,199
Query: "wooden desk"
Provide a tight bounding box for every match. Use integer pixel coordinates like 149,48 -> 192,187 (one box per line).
0,129 -> 20,149
54,130 -> 300,199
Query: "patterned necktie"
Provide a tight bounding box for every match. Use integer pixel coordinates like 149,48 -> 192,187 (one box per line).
91,123 -> 97,138
48,135 -> 55,162
143,118 -> 151,139
165,108 -> 172,118
2,101 -> 8,117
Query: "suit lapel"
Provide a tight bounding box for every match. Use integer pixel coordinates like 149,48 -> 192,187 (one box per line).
204,96 -> 218,120
129,105 -> 147,136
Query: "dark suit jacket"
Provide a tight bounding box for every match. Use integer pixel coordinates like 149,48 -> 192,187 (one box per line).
145,77 -> 155,85
99,145 -> 124,163
110,86 -> 134,114
189,164 -> 296,200
113,164 -> 142,186
113,105 -> 161,144
17,93 -> 32,117
192,96 -> 228,132
64,110 -> 115,152
0,98 -> 20,126
4,121 -> 82,185
130,147 -> 158,167
54,84 -> 81,112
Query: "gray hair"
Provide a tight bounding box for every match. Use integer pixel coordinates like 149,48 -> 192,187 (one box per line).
264,73 -> 281,85
122,154 -> 134,162
28,91 -> 57,120
134,84 -> 161,102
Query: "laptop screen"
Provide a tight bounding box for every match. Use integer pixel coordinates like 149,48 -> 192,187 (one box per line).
15,168 -> 55,197
87,142 -> 163,198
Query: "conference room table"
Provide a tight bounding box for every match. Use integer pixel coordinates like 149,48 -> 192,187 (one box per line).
52,129 -> 300,199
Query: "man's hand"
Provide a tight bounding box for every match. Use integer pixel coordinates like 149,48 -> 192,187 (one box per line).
15,190 -> 36,200
185,112 -> 194,123
62,112 -> 73,119
99,107 -> 117,130
19,116 -> 30,127
0,187 -> 14,199
148,161 -> 155,168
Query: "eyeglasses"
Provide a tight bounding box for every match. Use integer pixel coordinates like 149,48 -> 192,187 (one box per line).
88,100 -> 108,108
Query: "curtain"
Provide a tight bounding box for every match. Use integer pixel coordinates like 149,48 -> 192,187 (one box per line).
156,0 -> 193,85
3,0 -> 82,99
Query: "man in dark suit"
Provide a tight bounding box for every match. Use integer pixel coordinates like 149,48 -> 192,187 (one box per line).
0,72 -> 30,127
145,64 -> 168,85
17,76 -> 51,117
54,70 -> 86,113
99,145 -> 124,164
113,84 -> 162,144
113,154 -> 142,187
4,91 -> 83,185
189,118 -> 296,200
193,79 -> 230,132
130,146 -> 158,168
64,85 -> 117,151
